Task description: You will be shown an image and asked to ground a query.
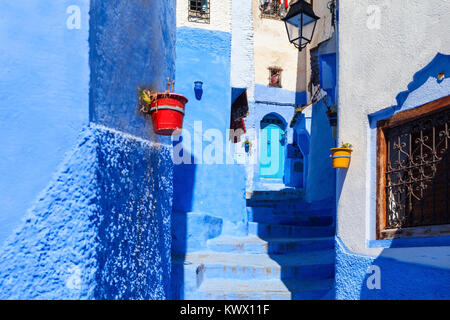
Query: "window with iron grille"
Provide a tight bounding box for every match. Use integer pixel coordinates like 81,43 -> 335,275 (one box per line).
188,0 -> 210,24
268,67 -> 282,88
376,95 -> 450,240
259,0 -> 288,20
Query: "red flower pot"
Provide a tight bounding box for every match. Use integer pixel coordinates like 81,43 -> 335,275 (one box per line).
149,93 -> 188,136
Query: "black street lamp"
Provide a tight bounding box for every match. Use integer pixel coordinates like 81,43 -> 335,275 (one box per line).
282,0 -> 320,51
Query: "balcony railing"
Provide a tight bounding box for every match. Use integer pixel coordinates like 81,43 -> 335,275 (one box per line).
259,1 -> 288,20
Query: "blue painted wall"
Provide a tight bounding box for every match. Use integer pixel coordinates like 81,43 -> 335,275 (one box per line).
335,237 -> 450,300
0,0 -> 89,245
0,126 -> 173,299
306,99 -> 336,202
173,27 -> 247,250
0,0 -> 176,299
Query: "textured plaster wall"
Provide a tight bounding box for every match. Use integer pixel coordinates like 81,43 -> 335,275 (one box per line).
335,237 -> 450,300
305,99 -> 336,202
0,126 -> 173,300
337,0 -> 450,262
0,0 -> 176,299
177,0 -> 232,33
0,0 -> 90,245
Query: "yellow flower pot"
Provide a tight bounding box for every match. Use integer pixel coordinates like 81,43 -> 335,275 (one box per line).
330,148 -> 353,169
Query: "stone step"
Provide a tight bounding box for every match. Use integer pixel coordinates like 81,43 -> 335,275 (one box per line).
180,251 -> 335,281
246,189 -> 305,201
248,222 -> 335,238
249,212 -> 334,227
187,278 -> 334,300
247,205 -> 335,219
246,198 -> 334,210
207,236 -> 334,255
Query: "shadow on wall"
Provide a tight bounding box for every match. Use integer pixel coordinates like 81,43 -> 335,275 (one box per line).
0,126 -> 173,300
369,53 -> 450,125
169,143 -> 225,299
306,98 -> 336,202
335,237 -> 450,300
170,148 -> 196,300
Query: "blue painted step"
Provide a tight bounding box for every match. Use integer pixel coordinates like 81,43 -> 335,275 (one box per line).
187,278 -> 334,300
249,213 -> 334,227
247,205 -> 335,218
207,236 -> 334,254
181,251 -> 334,281
246,198 -> 334,210
248,222 -> 334,238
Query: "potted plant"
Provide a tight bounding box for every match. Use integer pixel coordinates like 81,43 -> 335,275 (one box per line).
242,139 -> 252,154
330,143 -> 353,169
139,78 -> 188,136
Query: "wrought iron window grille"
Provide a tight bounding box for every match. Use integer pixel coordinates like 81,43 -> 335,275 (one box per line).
188,0 -> 210,24
377,96 -> 450,239
259,1 -> 288,20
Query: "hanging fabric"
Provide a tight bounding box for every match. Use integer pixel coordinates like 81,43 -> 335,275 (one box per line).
285,0 -> 289,9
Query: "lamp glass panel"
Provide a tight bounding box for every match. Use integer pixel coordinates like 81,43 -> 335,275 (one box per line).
302,20 -> 316,41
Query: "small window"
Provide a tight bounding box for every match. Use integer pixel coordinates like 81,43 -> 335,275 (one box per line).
376,96 -> 450,240
188,0 -> 210,24
268,67 -> 282,88
259,0 -> 288,20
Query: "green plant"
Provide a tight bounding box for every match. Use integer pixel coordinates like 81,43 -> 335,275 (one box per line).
341,142 -> 353,149
138,87 -> 158,113
242,139 -> 252,148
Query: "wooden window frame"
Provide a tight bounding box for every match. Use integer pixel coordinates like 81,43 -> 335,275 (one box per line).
376,95 -> 450,240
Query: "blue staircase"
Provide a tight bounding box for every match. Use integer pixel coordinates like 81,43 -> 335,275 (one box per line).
172,198 -> 336,300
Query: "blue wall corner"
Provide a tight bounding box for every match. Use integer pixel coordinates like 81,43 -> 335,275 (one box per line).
0,126 -> 174,300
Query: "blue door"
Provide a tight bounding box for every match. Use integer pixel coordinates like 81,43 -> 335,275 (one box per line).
260,115 -> 286,179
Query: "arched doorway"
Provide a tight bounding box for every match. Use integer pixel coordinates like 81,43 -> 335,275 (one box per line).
260,113 -> 287,179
